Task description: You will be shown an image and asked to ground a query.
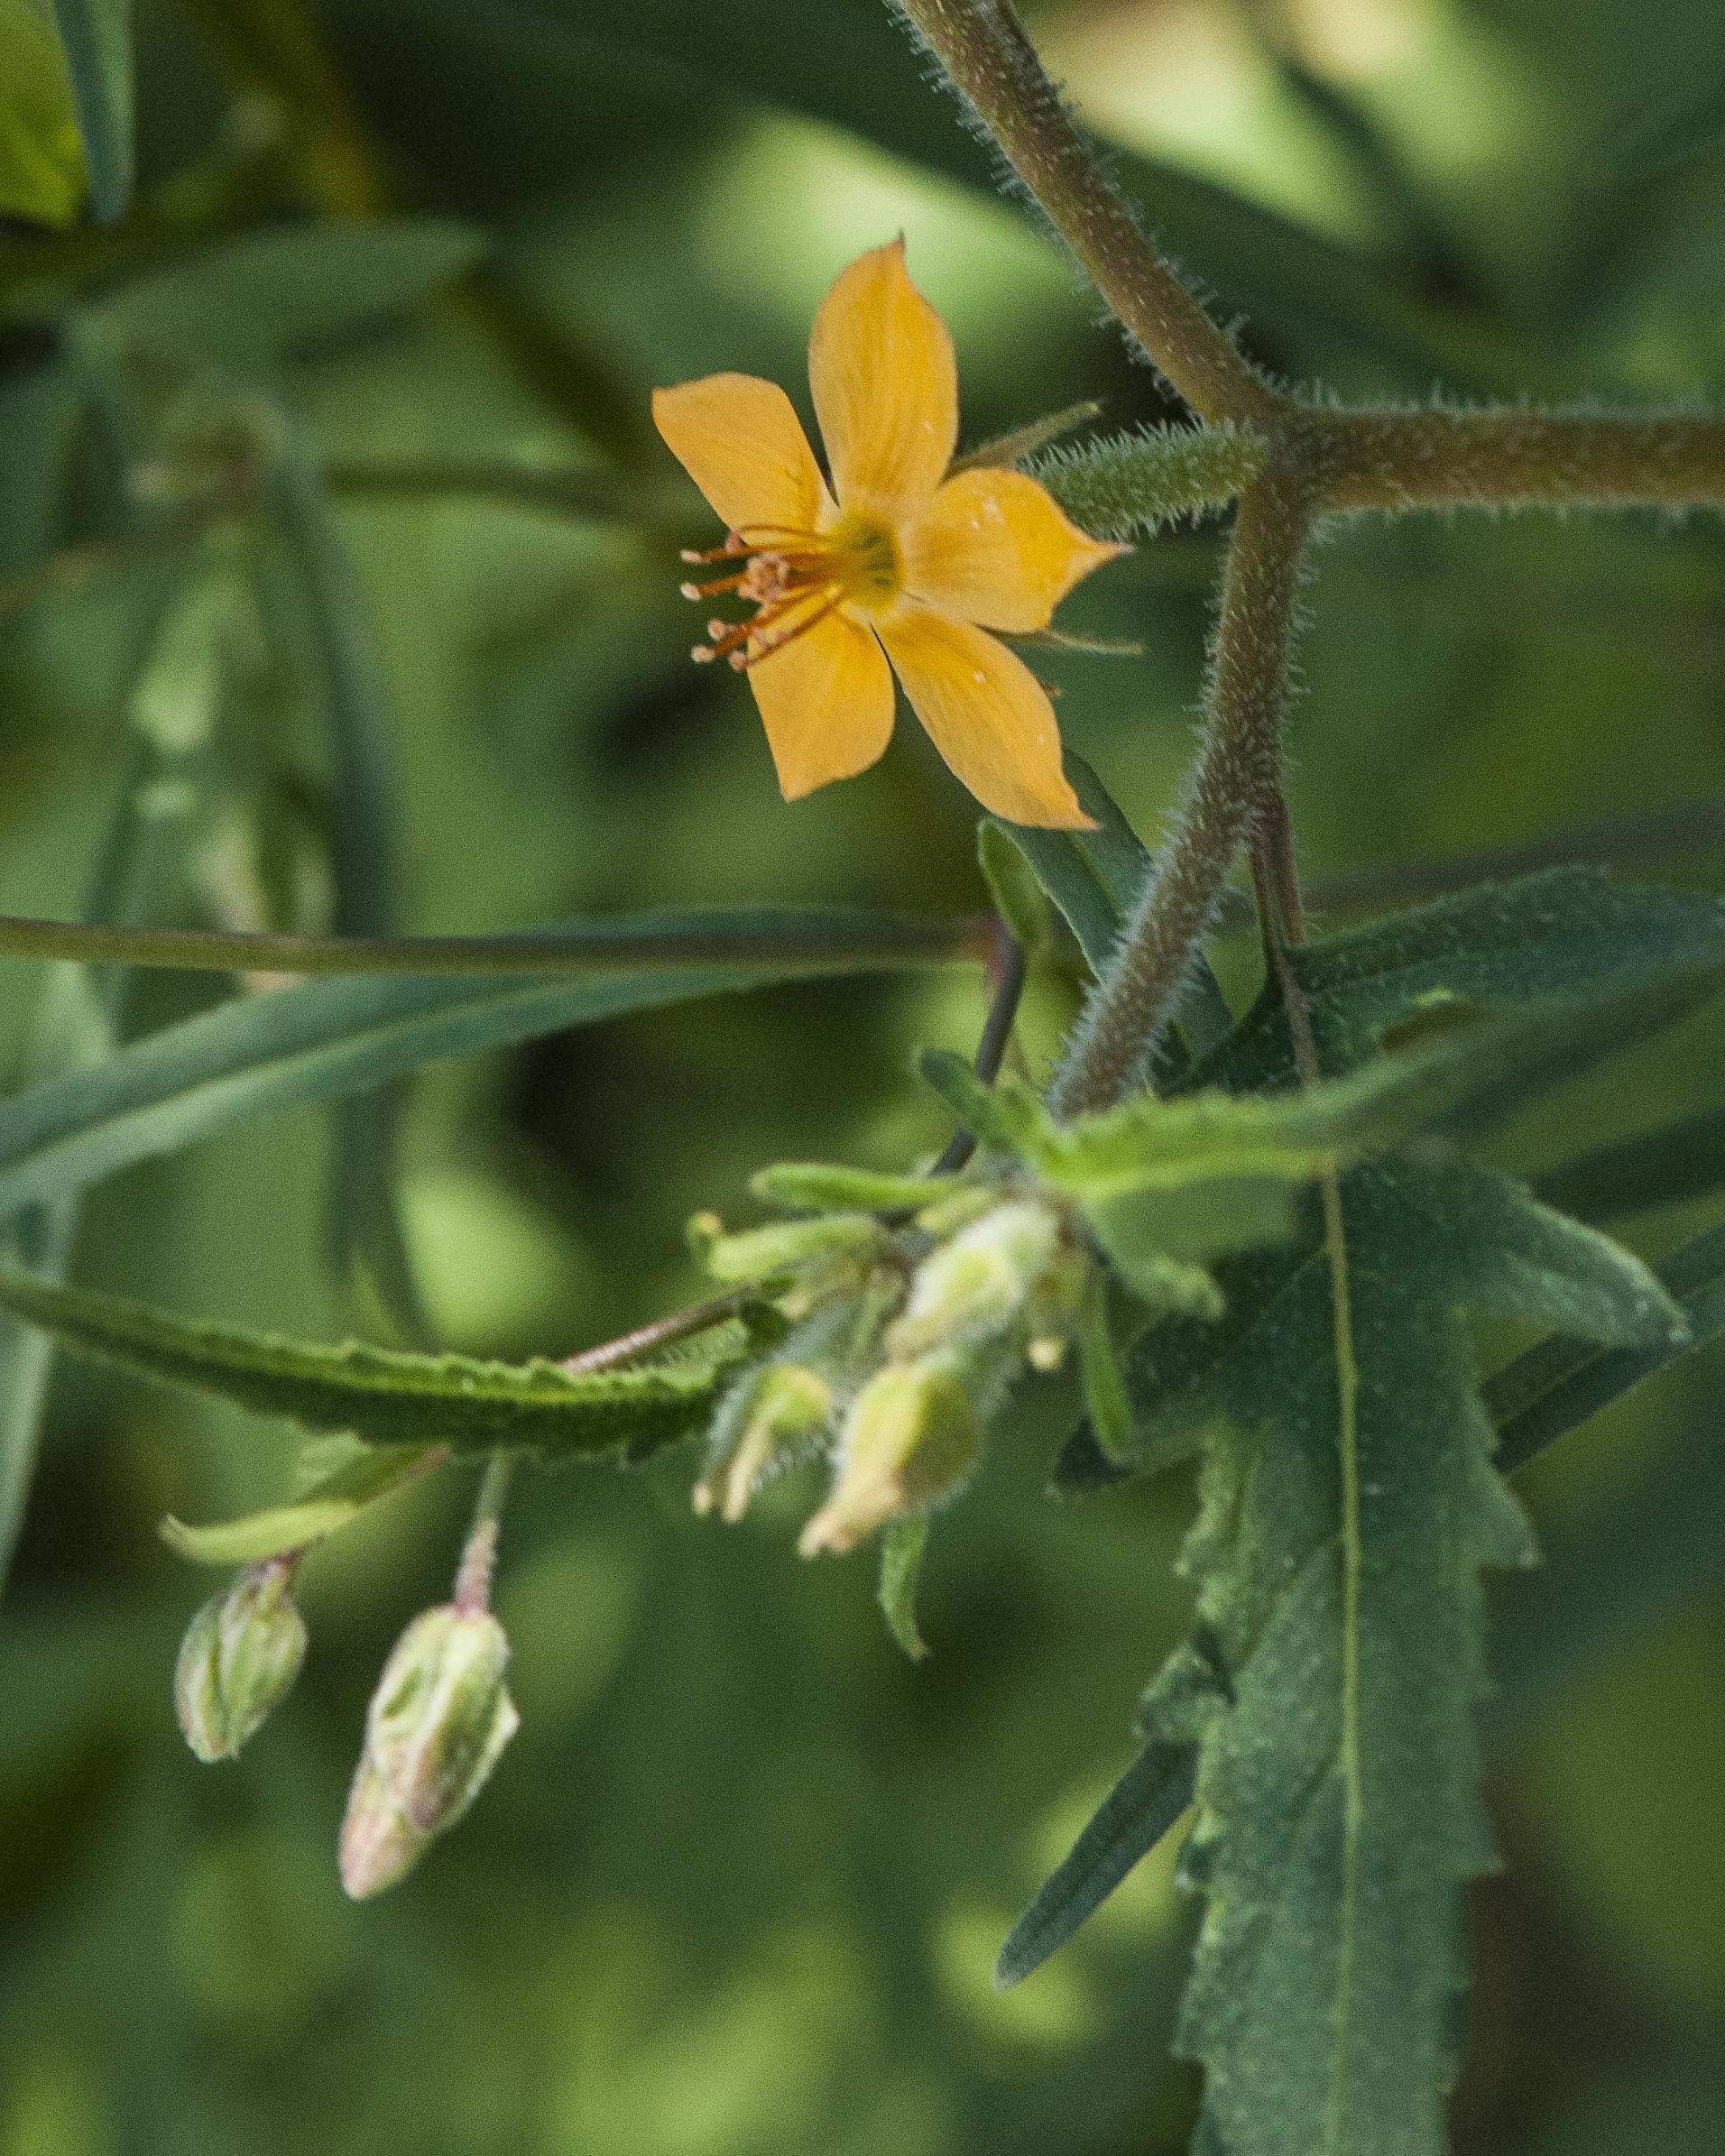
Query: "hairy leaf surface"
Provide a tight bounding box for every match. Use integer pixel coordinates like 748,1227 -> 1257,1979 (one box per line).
0,1273 -> 741,1457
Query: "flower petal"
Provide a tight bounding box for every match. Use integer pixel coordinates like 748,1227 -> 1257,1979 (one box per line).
808,241 -> 957,520
747,611 -> 897,800
878,603 -> 1093,828
652,374 -> 833,535
899,469 -> 1129,632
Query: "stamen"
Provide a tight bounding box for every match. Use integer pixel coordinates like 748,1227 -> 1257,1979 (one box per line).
675,512 -> 898,673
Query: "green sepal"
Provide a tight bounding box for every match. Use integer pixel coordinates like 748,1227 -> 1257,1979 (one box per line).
161,1444 -> 446,1566
878,1516 -> 930,1661
0,1273 -> 743,1457
750,1162 -> 963,1214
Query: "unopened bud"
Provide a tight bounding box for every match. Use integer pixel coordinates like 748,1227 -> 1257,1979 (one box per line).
887,1200 -> 1061,1360
174,1554 -> 308,1761
693,1363 -> 834,1521
702,1213 -> 887,1285
338,1604 -> 520,1899
798,1361 -> 978,1557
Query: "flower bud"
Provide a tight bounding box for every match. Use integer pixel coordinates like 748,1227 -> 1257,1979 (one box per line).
338,1604 -> 520,1899
693,1362 -> 834,1521
798,1361 -> 978,1557
174,1554 -> 308,1762
701,1212 -> 887,1285
886,1200 -> 1061,1360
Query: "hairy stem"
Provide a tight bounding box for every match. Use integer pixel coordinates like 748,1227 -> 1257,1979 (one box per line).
1312,405 -> 1725,513
892,0 -> 1279,425
1049,474 -> 1315,1118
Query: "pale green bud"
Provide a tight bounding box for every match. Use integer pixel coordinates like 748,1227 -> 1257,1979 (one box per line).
701,1213 -> 887,1285
887,1200 -> 1062,1360
338,1604 -> 520,1899
174,1555 -> 308,1762
693,1362 -> 834,1522
798,1361 -> 978,1557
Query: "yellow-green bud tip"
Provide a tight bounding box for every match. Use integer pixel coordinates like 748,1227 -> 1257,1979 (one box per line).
798,1362 -> 977,1558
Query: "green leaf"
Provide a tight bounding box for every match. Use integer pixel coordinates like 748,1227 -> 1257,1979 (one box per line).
878,1516 -> 929,1661
78,220 -> 487,368
994,1741 -> 1196,1991
975,821 -> 1052,959
553,0 -> 1555,392
1487,1218 -> 1725,1476
916,1049 -> 1042,1157
161,1443 -> 445,1565
0,0 -> 85,227
1196,870 -> 1725,1092
0,1271 -> 740,1457
49,0 -> 128,222
0,908 -> 955,1217
1134,1163 -> 1543,2156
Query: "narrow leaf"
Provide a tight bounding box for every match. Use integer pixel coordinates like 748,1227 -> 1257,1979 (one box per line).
0,1273 -> 742,1457
1530,1102 -> 1725,1224
50,0 -> 130,223
161,1443 -> 445,1564
0,908 -> 957,1219
994,1742 -> 1196,1990
1488,1219 -> 1725,1475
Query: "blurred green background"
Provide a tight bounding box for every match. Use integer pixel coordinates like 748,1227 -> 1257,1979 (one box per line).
2,2 -> 1724,2150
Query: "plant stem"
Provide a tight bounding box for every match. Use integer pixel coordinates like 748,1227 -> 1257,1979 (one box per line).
1049,473 -> 1316,1117
891,0 -> 1279,426
1313,405 -> 1725,513
455,1454 -> 514,1613
931,914 -> 1030,1174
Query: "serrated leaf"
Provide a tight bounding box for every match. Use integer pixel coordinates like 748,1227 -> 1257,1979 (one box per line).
1196,870 -> 1725,1092
161,1443 -> 445,1564
994,1740 -> 1196,1990
49,0 -> 128,222
1137,1163 -> 1543,2156
878,1515 -> 929,1661
78,220 -> 487,368
0,1273 -> 742,1457
0,908 -> 955,1218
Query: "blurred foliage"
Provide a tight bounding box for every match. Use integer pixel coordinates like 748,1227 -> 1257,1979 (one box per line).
0,2 -> 1723,2152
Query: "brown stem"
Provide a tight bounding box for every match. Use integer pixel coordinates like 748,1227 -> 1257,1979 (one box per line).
892,1 -> 1280,426
1049,472 -> 1316,1118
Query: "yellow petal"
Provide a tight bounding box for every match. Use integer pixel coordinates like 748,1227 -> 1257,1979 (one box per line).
747,611 -> 897,800
807,241 -> 957,520
878,603 -> 1093,829
900,469 -> 1129,633
652,374 -> 833,534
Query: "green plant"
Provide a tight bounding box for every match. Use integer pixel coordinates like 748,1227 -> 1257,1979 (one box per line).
5,4 -> 1725,2152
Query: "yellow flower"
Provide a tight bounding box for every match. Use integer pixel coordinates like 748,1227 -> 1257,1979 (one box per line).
652,241 -> 1125,828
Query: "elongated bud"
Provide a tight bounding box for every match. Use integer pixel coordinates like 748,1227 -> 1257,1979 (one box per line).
694,1362 -> 834,1521
701,1212 -> 887,1285
174,1554 -> 308,1762
798,1361 -> 978,1557
338,1604 -> 520,1899
886,1200 -> 1061,1360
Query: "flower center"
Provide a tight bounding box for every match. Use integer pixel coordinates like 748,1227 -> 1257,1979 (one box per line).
679,510 -> 901,670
